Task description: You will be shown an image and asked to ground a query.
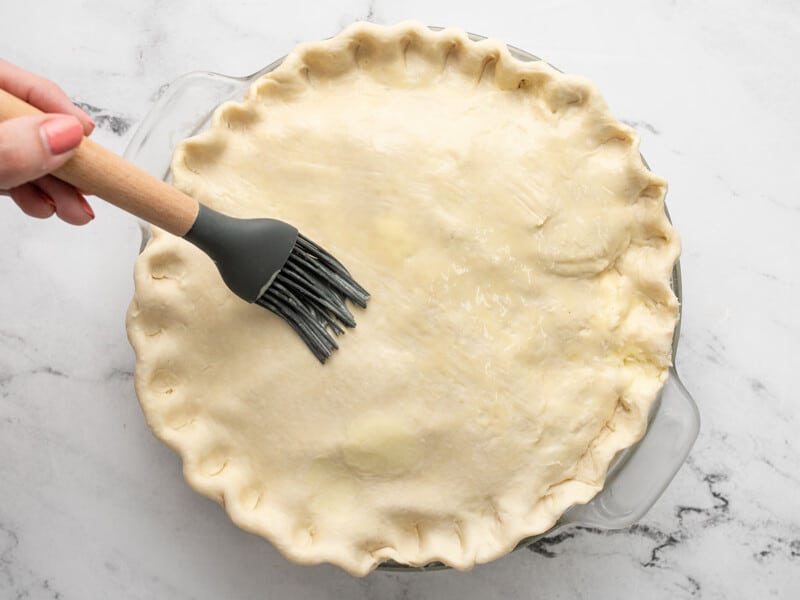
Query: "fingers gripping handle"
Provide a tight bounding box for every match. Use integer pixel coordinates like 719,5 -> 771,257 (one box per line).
0,87 -> 198,236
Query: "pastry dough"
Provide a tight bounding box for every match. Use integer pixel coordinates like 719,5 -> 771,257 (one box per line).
126,22 -> 680,575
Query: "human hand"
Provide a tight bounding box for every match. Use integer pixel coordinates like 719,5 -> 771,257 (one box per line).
0,59 -> 96,225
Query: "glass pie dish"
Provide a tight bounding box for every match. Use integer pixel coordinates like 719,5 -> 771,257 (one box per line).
123,30 -> 700,571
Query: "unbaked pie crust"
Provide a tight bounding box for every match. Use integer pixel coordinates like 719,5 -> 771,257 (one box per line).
126,21 -> 680,575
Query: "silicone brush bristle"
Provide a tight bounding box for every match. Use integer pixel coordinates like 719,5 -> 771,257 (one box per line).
255,234 -> 370,363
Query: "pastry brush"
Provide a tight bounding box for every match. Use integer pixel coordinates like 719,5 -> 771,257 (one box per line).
0,89 -> 369,363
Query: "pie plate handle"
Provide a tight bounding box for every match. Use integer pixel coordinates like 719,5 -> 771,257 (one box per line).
124,71 -> 246,178
124,71 -> 248,250
559,368 -> 700,529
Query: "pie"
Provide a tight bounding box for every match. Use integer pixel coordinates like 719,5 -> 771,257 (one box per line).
126,21 -> 680,575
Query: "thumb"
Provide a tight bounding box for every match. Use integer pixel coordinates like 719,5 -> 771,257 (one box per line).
0,114 -> 83,190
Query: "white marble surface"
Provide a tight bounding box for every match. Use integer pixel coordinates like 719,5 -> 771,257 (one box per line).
1,0 -> 798,598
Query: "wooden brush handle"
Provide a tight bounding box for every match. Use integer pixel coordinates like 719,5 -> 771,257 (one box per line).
0,88 -> 198,236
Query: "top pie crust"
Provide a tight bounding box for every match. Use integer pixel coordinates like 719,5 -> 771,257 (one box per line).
126,22 -> 680,575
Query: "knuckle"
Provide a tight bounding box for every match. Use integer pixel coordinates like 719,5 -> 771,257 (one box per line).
45,80 -> 65,97
0,144 -> 29,174
29,79 -> 68,107
0,127 -> 41,187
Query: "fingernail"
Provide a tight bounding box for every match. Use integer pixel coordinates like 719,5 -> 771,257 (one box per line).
77,192 -> 95,220
75,105 -> 95,129
40,116 -> 84,155
38,190 -> 57,210
83,114 -> 96,134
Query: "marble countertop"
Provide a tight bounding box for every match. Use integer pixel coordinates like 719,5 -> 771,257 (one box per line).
1,0 -> 798,598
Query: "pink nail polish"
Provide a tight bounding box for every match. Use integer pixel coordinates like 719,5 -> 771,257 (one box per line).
77,192 -> 95,220
41,117 -> 84,155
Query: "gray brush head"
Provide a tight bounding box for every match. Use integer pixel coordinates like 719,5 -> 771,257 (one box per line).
184,205 -> 369,362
